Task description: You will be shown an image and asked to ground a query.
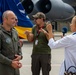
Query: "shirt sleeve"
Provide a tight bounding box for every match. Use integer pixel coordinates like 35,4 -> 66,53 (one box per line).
48,35 -> 72,49
18,40 -> 22,57
0,31 -> 12,66
17,32 -> 23,59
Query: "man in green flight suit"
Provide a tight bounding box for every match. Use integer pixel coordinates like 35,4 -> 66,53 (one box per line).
0,10 -> 23,75
25,12 -> 51,75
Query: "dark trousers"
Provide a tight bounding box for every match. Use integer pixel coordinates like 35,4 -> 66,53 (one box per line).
31,54 -> 51,75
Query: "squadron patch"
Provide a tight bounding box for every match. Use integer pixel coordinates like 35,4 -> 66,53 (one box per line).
6,38 -> 11,44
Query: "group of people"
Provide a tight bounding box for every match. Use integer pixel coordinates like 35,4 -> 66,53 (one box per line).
25,12 -> 76,75
0,10 -> 76,75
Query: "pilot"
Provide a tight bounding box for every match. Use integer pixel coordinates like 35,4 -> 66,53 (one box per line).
0,10 -> 23,75
25,12 -> 51,75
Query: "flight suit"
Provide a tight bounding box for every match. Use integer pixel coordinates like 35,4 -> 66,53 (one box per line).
0,25 -> 22,75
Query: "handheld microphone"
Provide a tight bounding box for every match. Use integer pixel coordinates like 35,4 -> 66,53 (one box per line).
62,27 -> 68,36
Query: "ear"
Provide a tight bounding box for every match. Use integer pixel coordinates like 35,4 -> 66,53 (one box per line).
3,17 -> 8,22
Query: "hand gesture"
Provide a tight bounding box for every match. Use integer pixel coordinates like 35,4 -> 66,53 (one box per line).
11,60 -> 22,69
25,30 -> 34,42
40,28 -> 49,40
25,30 -> 31,36
14,54 -> 22,61
40,23 -> 54,40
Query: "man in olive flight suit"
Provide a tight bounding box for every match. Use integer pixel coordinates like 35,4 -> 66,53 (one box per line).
0,10 -> 23,75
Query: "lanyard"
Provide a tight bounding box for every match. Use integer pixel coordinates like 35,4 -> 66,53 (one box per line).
36,26 -> 44,38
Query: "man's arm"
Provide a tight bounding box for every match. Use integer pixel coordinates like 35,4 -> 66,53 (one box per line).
40,23 -> 54,40
14,32 -> 23,61
0,31 -> 12,65
25,30 -> 34,42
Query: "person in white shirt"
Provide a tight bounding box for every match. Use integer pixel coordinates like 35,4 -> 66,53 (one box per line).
40,16 -> 76,75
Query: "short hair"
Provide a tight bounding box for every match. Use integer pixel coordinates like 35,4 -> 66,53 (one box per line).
2,10 -> 15,19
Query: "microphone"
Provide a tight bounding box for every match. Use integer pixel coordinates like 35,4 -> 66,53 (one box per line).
62,27 -> 68,36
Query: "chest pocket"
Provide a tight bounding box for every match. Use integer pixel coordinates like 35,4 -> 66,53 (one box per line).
2,34 -> 12,49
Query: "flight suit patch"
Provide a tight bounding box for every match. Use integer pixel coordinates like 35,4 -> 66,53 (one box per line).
6,38 -> 11,44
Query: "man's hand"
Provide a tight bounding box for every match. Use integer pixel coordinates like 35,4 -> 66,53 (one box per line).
25,30 -> 31,36
11,60 -> 22,69
40,24 -> 54,40
25,30 -> 34,42
14,54 -> 22,61
40,28 -> 49,40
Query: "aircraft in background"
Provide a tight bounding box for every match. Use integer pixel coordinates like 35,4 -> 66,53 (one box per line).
18,0 -> 76,38
62,0 -> 76,6
21,0 -> 75,21
21,0 -> 76,34
0,0 -> 76,39
62,0 -> 76,14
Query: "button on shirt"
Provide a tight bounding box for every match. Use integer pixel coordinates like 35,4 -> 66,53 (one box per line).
48,32 -> 76,75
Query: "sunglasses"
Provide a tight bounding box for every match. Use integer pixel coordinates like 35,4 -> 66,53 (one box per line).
34,18 -> 41,20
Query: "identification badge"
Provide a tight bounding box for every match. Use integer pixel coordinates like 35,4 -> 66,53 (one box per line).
35,39 -> 38,45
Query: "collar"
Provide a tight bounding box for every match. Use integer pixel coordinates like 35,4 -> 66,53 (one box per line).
73,32 -> 76,35
1,25 -> 13,36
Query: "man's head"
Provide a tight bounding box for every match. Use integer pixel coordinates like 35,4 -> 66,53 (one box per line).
2,10 -> 17,28
33,12 -> 46,20
70,16 -> 76,32
33,12 -> 46,21
33,12 -> 46,26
